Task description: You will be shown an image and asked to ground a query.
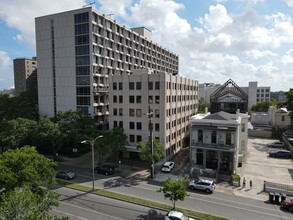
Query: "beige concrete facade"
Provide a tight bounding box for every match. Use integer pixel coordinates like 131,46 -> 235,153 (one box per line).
109,69 -> 198,159
13,57 -> 37,95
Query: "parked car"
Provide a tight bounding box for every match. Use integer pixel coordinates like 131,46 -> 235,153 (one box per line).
281,198 -> 293,211
189,179 -> 216,193
56,170 -> 76,180
161,161 -> 175,172
165,210 -> 195,220
268,141 -> 285,148
268,150 -> 292,158
94,164 -> 115,175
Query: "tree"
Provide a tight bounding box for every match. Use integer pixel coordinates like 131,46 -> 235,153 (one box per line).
0,146 -> 56,192
158,177 -> 188,210
106,127 -> 127,163
197,98 -> 209,113
0,186 -> 67,220
286,89 -> 293,118
251,99 -> 279,112
138,139 -> 164,163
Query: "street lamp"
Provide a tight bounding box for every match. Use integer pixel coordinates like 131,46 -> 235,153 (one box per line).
81,135 -> 103,191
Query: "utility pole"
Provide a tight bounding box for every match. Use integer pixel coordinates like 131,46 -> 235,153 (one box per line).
147,107 -> 154,179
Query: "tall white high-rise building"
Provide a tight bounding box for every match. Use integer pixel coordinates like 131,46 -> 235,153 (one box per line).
35,7 -> 179,130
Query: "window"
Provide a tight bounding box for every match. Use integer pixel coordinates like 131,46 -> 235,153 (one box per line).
76,96 -> 90,105
113,82 -> 117,90
155,96 -> 160,104
129,122 -> 135,129
282,116 -> 285,121
76,66 -> 90,75
130,135 -> 135,142
119,108 -> 123,116
136,109 -> 142,117
76,87 -> 90,95
113,108 -> 117,116
74,12 -> 89,24
75,35 -> 89,45
137,135 -> 142,143
136,82 -> 141,90
136,96 -> 142,103
76,56 -> 89,65
119,82 -> 123,90
129,96 -> 135,103
119,121 -> 123,128
211,131 -> 217,144
241,124 -> 245,132
155,123 -> 160,131
113,95 -> 117,103
129,109 -> 135,116
149,96 -> 153,104
119,96 -> 123,103
76,76 -> 90,85
155,109 -> 160,118
155,81 -> 160,90
148,81 -> 153,90
75,23 -> 89,35
198,130 -> 203,142
129,82 -> 135,90
226,132 -> 231,145
75,45 -> 89,55
137,122 -> 142,130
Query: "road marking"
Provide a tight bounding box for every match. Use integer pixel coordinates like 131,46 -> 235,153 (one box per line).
60,201 -> 124,220
53,208 -> 88,220
187,196 -> 293,219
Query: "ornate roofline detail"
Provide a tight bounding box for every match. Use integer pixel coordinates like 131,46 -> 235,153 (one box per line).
210,79 -> 248,102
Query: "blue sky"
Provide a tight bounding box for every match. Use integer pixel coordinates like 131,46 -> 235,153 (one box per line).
1,0 -> 293,91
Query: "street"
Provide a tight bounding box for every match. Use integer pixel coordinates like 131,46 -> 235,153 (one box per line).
56,164 -> 293,220
52,187 -> 165,220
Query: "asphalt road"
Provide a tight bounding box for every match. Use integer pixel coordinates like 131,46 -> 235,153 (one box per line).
56,164 -> 293,220
52,187 -> 166,220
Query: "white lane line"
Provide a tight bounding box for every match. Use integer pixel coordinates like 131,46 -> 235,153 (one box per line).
53,208 -> 88,220
188,196 -> 292,219
60,201 -> 124,220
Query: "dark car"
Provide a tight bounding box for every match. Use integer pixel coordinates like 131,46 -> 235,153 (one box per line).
94,164 -> 115,175
269,150 -> 292,158
281,198 -> 293,211
56,170 -> 76,180
268,141 -> 285,148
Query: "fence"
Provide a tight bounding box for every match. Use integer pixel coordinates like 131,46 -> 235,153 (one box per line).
264,181 -> 293,196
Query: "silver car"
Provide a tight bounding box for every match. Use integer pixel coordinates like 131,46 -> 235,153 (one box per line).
56,170 -> 76,180
189,179 -> 215,193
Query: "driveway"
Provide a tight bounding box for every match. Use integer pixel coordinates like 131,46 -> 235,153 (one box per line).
235,137 -> 293,200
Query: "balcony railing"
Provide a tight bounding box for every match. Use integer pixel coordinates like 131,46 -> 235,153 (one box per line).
191,140 -> 235,150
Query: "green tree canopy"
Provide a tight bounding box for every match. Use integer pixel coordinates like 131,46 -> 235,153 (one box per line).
251,99 -> 279,112
0,146 -> 56,192
0,186 -> 66,220
286,89 -> 293,119
158,177 -> 189,209
105,127 -> 127,162
138,139 -> 164,163
197,98 -> 209,113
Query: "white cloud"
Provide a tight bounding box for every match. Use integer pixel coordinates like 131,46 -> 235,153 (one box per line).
282,49 -> 293,66
284,0 -> 293,7
199,4 -> 232,33
245,49 -> 279,60
97,0 -> 132,18
13,34 -> 24,44
0,51 -> 10,69
0,0 -> 86,49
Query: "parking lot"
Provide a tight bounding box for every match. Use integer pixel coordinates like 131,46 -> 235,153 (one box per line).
234,137 -> 293,200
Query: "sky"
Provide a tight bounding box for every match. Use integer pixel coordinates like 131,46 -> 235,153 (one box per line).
1,0 -> 293,91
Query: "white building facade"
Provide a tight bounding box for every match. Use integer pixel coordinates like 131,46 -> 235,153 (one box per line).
190,111 -> 249,179
109,69 -> 198,159
35,7 -> 178,129
199,81 -> 270,111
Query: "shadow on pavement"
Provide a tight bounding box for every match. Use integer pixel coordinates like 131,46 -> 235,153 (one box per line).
136,209 -> 165,220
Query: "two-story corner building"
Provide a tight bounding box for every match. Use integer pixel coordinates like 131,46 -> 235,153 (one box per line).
109,69 -> 198,160
190,110 -> 249,180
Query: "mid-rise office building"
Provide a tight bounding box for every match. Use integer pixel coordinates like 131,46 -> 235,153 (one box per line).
13,57 -> 37,95
109,69 -> 198,159
35,7 -> 179,129
199,80 -> 270,112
